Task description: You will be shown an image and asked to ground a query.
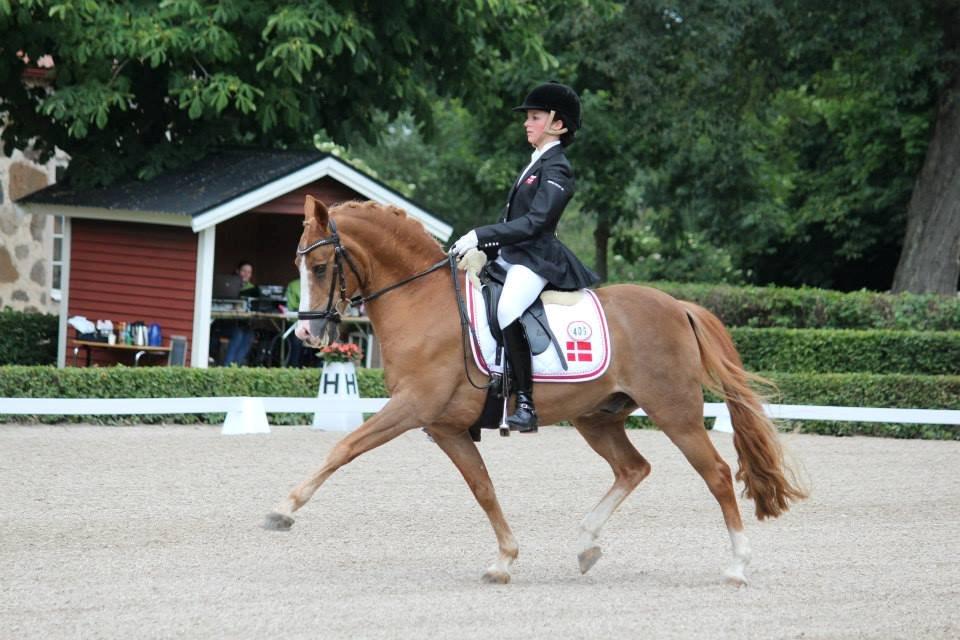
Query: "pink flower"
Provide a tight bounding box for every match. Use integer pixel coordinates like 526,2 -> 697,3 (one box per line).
320,341 -> 364,363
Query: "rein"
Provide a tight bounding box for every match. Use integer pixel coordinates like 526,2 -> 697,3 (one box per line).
296,219 -> 492,390
449,256 -> 496,390
296,217 -> 446,321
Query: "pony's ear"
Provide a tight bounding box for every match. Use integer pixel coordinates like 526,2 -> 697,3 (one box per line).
304,195 -> 329,229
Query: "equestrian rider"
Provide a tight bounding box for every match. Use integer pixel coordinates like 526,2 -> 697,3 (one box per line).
449,81 -> 601,433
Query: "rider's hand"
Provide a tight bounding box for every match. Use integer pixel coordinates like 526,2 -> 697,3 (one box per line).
449,230 -> 478,257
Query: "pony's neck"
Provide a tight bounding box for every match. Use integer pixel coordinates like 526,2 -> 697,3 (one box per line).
335,207 -> 447,320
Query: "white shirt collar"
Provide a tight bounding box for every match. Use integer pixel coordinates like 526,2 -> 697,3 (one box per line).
530,140 -> 561,162
518,140 -> 562,185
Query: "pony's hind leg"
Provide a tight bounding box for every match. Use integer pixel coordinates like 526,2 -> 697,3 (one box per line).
572,414 -> 651,575
430,429 -> 518,584
655,410 -> 751,586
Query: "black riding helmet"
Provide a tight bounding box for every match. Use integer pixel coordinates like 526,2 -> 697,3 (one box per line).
513,81 -> 581,145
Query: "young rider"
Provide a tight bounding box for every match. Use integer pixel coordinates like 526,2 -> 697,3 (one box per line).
449,81 -> 600,433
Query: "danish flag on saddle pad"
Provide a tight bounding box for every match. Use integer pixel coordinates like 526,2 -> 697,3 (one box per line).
567,340 -> 593,362
466,279 -> 611,382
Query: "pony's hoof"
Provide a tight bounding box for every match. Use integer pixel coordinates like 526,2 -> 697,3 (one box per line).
578,546 -> 603,574
723,568 -> 748,587
481,570 -> 511,584
263,512 -> 295,531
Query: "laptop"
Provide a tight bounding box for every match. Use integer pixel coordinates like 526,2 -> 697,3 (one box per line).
212,274 -> 243,299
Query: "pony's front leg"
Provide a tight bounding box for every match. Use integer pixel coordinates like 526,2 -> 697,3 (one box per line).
264,398 -> 418,530
430,429 -> 518,584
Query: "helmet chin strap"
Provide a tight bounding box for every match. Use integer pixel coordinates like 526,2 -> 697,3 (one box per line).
533,110 -> 568,149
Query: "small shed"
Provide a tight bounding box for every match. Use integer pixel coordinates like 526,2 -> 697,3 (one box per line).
18,149 -> 452,367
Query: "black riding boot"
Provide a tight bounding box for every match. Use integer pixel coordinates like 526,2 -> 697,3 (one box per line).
502,321 -> 538,433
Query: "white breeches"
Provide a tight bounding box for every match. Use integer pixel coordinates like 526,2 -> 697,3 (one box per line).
496,257 -> 548,329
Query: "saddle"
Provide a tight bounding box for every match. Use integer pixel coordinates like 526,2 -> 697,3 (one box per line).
478,261 -> 567,370
467,262 -> 568,442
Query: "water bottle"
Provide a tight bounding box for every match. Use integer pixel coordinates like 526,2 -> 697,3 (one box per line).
149,323 -> 162,347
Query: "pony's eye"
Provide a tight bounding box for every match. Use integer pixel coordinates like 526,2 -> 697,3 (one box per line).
313,263 -> 328,278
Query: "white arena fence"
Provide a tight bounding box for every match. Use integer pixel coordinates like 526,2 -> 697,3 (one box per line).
1,397 -> 959,435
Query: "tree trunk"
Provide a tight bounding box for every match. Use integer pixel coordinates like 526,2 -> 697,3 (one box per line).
594,217 -> 610,282
892,5 -> 960,294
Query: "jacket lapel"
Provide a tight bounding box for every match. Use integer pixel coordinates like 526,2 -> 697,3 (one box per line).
505,145 -> 565,219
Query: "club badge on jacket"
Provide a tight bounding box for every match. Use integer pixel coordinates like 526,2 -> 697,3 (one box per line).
524,174 -> 538,185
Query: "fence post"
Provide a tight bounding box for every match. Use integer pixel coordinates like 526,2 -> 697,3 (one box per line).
712,406 -> 734,433
222,397 -> 271,435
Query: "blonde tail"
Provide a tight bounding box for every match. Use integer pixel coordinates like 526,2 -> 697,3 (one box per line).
682,302 -> 807,519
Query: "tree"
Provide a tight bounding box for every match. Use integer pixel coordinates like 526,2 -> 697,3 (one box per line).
892,0 -> 960,294
562,0 -> 951,291
0,0 -> 548,187
342,102 -> 510,236
552,0 -> 781,282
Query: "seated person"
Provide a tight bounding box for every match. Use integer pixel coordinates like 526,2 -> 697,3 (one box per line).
223,261 -> 258,366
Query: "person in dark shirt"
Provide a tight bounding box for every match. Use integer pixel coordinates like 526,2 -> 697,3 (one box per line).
223,260 -> 258,366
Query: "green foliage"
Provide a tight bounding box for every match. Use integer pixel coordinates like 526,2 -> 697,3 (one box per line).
760,372 -> 960,440
645,281 -> 960,330
0,365 -> 388,424
345,103 -> 509,236
0,0 -> 548,187
3,366 -> 955,438
730,328 -> 960,375
532,1 -> 952,290
0,308 -> 57,365
611,224 -> 743,284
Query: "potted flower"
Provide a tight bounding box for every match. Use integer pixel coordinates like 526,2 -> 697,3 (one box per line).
314,341 -> 364,431
318,341 -> 364,364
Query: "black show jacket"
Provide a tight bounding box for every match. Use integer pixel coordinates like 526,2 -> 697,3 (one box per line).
474,144 -> 600,291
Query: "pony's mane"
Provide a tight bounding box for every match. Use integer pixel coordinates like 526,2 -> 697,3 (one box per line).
330,200 -> 442,257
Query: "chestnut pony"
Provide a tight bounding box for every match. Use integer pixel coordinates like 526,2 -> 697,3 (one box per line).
265,196 -> 806,585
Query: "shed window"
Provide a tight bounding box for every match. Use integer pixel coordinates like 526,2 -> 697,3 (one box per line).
51,215 -> 63,301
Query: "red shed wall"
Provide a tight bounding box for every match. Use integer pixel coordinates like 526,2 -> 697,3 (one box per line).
68,219 -> 197,367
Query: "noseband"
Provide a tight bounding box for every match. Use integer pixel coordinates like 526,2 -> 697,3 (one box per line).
296,217 -> 448,325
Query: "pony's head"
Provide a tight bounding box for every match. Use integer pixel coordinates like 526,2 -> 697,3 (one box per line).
294,195 -> 366,347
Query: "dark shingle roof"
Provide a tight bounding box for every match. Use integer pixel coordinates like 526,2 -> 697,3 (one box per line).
20,149 -> 328,216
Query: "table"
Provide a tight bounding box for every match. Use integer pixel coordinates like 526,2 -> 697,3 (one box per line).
210,312 -> 373,367
72,340 -> 172,367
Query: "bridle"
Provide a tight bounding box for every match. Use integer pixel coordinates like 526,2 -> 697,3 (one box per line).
296,217 -> 447,325
296,216 -> 492,390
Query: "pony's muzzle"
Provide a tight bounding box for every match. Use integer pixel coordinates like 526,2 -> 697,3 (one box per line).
296,319 -> 336,348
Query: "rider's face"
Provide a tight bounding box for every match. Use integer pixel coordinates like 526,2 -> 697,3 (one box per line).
524,110 -> 547,146
524,109 -> 561,148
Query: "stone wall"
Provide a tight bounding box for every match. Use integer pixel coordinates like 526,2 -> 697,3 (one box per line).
0,146 -> 69,312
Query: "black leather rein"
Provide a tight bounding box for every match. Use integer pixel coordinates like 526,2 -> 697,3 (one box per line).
296,217 -> 447,324
296,218 -> 490,389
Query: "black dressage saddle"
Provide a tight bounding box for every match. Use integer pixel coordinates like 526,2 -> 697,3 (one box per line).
479,261 -> 567,369
467,262 -> 568,441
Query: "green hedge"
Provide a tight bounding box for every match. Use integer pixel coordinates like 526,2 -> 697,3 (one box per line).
0,366 -> 388,425
730,328 -> 960,375
0,308 -> 57,365
696,372 -> 959,440
649,281 -> 960,330
0,365 -> 388,399
1,366 -> 957,439
636,370 -> 960,440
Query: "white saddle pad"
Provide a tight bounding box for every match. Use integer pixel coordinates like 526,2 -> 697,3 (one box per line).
466,279 -> 611,382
